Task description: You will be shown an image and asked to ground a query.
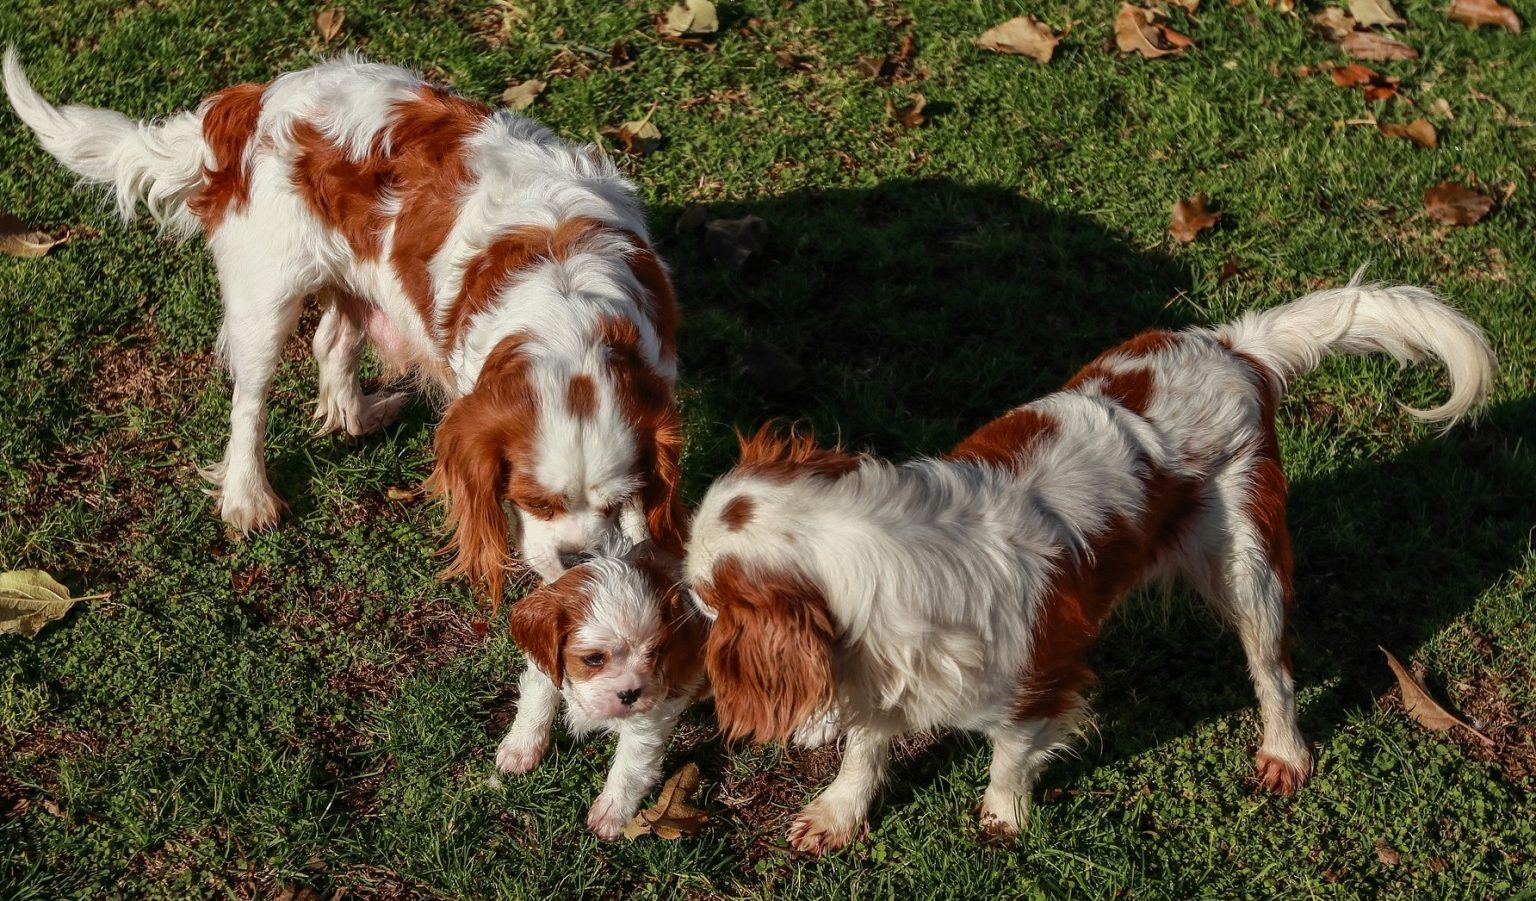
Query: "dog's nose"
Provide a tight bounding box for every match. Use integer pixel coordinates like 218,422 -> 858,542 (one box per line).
558,549 -> 593,570
617,687 -> 641,707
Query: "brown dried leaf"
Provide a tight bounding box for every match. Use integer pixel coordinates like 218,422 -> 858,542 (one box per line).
1218,255 -> 1243,284
1375,838 -> 1402,865
0,213 -> 68,258
703,215 -> 768,268
890,93 -> 927,128
1349,0 -> 1405,27
1313,7 -> 1360,40
622,762 -> 708,840
1381,647 -> 1495,741
1169,193 -> 1220,243
601,118 -> 662,156
1331,64 -> 1400,100
1169,0 -> 1200,11
499,79 -> 546,111
1116,4 -> 1196,58
0,570 -> 98,637
976,15 -> 1060,64
660,0 -> 719,37
315,9 -> 345,42
1378,118 -> 1437,147
1342,30 -> 1418,59
1448,0 -> 1522,31
385,485 -> 423,503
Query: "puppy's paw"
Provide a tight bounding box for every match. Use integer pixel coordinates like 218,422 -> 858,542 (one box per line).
1255,749 -> 1312,795
587,793 -> 634,840
787,803 -> 863,856
495,733 -> 548,775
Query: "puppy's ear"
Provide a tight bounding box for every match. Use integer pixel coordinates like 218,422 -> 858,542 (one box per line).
425,339 -> 534,615
698,560 -> 837,745
508,570 -> 591,683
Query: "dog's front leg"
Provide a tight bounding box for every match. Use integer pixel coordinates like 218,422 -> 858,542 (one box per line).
788,725 -> 891,855
586,703 -> 682,839
496,663 -> 560,774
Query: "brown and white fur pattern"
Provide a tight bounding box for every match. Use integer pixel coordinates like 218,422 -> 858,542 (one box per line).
499,549 -> 707,838
3,52 -> 683,593
684,278 -> 1496,854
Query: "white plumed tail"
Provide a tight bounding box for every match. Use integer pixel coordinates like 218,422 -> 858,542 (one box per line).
3,46 -> 207,237
1213,269 -> 1497,425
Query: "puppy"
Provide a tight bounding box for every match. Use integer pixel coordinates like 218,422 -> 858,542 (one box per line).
497,550 -> 707,838
684,278 -> 1495,854
3,52 -> 683,591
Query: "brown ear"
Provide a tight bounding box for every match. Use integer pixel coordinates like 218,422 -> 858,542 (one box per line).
507,568 -> 592,683
425,339 -> 534,615
641,407 -> 687,556
698,558 -> 836,744
601,315 -> 688,555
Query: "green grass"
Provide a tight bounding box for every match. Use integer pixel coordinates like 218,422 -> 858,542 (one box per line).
3,0 -> 1534,897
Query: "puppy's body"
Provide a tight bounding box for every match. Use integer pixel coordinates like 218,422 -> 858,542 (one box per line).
498,555 -> 706,838
686,280 -> 1495,853
4,53 -> 682,587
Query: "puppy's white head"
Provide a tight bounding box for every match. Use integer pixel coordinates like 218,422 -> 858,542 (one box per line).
509,551 -> 702,721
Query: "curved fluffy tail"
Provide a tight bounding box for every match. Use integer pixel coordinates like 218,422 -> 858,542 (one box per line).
3,46 -> 207,236
1214,270 -> 1497,425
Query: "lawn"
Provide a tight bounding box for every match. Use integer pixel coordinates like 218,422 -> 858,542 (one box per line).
2,0 -> 1534,897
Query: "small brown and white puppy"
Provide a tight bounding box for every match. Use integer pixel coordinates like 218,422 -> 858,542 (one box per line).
497,549 -> 707,838
683,278 -> 1495,854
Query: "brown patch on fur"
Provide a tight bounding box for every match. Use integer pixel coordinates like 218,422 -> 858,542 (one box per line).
634,553 -> 709,699
424,335 -> 537,611
1063,330 -> 1185,416
189,83 -> 266,231
508,566 -> 595,684
600,315 -> 687,556
1118,329 -> 1181,358
1014,464 -> 1202,722
947,407 -> 1058,472
446,216 -> 607,349
696,556 -> 837,744
720,495 -> 755,531
733,423 -> 862,483
565,373 -> 598,419
623,236 -> 679,363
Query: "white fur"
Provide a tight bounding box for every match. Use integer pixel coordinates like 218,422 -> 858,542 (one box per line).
687,280 -> 1495,852
5,51 -> 672,569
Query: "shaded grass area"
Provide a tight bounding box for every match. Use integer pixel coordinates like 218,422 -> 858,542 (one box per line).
2,0 -> 1534,897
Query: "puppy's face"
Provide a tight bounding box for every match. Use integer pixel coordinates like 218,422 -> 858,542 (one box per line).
510,555 -> 700,720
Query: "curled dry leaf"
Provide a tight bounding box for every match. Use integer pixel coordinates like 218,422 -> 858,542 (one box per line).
500,79 -> 546,112
1423,182 -> 1494,226
1342,30 -> 1418,59
1169,0 -> 1200,11
1169,193 -> 1220,243
1,570 -> 105,637
1378,118 -> 1437,148
660,0 -> 719,37
889,93 -> 927,128
0,212 -> 69,258
622,762 -> 708,840
1116,4 -> 1196,58
601,112 -> 662,157
1375,839 -> 1402,866
975,15 -> 1060,64
1448,0 -> 1522,32
385,485 -> 423,503
1381,647 -> 1495,743
1331,64 -> 1400,101
1313,7 -> 1360,40
315,9 -> 345,42
1348,0 -> 1405,28
703,215 -> 768,268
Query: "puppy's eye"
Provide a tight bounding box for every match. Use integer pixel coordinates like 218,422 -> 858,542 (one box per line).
581,652 -> 607,668
520,499 -> 555,519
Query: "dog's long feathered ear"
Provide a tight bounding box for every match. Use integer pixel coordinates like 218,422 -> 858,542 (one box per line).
600,315 -> 688,556
508,572 -> 588,684
698,559 -> 837,745
641,406 -> 687,556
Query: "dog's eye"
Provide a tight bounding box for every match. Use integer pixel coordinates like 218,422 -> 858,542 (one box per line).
581,652 -> 607,668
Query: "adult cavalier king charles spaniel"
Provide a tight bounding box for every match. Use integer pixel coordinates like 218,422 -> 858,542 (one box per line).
684,278 -> 1494,854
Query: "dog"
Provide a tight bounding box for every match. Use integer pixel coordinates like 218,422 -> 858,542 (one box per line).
3,51 -> 683,593
682,278 -> 1495,854
497,548 -> 707,838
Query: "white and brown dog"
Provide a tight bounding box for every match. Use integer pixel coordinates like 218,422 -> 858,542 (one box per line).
497,547 -> 707,838
4,52 -> 683,592
683,279 -> 1495,853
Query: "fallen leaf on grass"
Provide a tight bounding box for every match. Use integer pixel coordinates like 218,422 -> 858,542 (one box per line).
601,106 -> 662,156
976,15 -> 1060,64
1218,255 -> 1243,284
1448,0 -> 1522,31
703,215 -> 767,268
1,570 -> 106,637
1428,97 -> 1454,119
385,485 -> 423,503
1313,7 -> 1360,40
888,93 -> 927,128
1378,118 -> 1437,147
1349,0 -> 1405,27
1375,838 -> 1401,865
659,0 -> 719,37
1169,194 -> 1220,243
0,213 -> 69,258
1169,0 -> 1199,11
499,79 -> 546,111
622,762 -> 707,840
1330,64 -> 1400,101
1381,647 -> 1495,742
315,9 -> 345,42
1342,30 -> 1418,59
1116,4 -> 1196,58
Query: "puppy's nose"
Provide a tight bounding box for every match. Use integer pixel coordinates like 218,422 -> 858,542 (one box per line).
558,549 -> 593,569
617,687 -> 641,707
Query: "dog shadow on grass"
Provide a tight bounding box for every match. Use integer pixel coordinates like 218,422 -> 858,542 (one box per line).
651,177 -> 1532,834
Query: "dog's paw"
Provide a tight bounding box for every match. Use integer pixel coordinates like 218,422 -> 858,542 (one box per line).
217,482 -> 286,534
1255,749 -> 1313,795
787,803 -> 863,856
495,734 -> 547,775
586,793 -> 634,840
977,789 -> 1028,838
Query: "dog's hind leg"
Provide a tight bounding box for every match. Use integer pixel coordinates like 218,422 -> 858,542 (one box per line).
312,290 -> 409,438
980,708 -> 1084,837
